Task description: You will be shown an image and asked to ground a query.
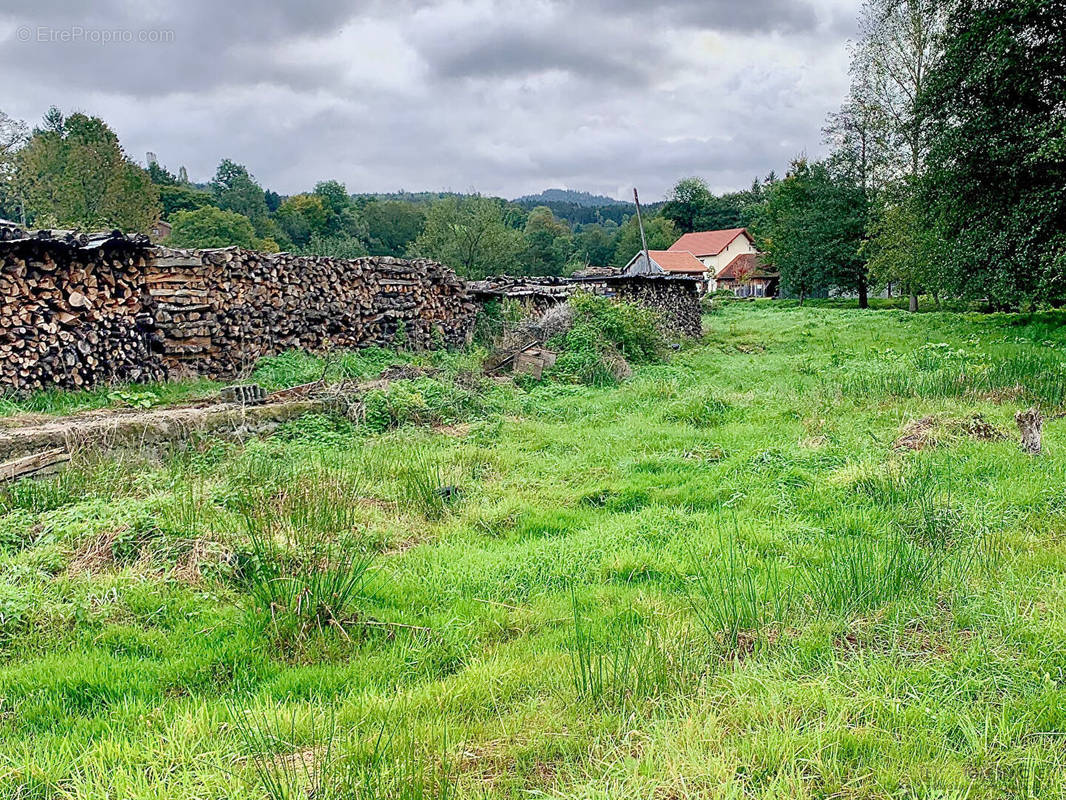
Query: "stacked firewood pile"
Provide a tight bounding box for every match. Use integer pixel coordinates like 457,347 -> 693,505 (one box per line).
0,225 -> 164,392
0,224 -> 476,392
0,220 -> 695,394
152,247 -> 477,378
469,274 -> 702,337
604,276 -> 702,337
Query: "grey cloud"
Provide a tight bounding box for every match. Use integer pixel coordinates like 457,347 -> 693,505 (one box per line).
421,25 -> 654,85
574,0 -> 822,34
0,0 -> 361,96
0,0 -> 853,199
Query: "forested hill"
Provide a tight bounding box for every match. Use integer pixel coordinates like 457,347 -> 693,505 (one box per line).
359,189 -> 640,227
515,189 -> 628,207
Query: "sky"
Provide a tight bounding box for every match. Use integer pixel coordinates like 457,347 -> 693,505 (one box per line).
0,0 -> 859,201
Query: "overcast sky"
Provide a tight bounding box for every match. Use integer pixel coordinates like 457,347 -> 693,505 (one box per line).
0,0 -> 858,201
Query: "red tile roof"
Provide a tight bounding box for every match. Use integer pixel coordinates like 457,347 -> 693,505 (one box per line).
716,253 -> 777,280
668,228 -> 753,257
647,250 -> 706,273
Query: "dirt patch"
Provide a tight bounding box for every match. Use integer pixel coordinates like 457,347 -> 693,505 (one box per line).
383,533 -> 425,557
894,414 -> 1007,451
379,364 -> 442,382
979,384 -> 1026,404
894,415 -> 939,451
435,423 -> 472,438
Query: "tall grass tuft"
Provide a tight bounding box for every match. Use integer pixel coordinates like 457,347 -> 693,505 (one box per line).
837,344 -> 1066,408
803,530 -> 944,618
236,476 -> 375,645
395,448 -> 457,520
231,701 -> 339,800
231,701 -> 457,800
686,535 -> 793,657
568,592 -> 682,708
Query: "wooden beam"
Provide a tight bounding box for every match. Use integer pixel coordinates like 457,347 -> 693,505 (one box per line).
0,447 -> 70,482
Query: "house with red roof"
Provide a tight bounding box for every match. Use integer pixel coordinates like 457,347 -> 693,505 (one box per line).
664,227 -> 778,295
714,252 -> 779,298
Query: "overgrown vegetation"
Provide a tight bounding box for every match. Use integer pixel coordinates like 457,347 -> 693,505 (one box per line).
546,293 -> 666,385
4,302 -> 1066,797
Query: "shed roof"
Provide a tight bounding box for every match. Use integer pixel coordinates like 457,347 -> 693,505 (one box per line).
716,252 -> 778,280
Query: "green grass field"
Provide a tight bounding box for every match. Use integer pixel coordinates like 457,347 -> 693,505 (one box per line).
4,302 -> 1066,799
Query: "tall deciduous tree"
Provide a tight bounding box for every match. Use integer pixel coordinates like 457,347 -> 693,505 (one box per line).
409,195 -> 524,278
522,206 -> 573,276
362,200 -> 426,257
210,159 -> 269,222
571,222 -> 619,269
168,206 -> 260,249
15,109 -> 159,232
661,177 -> 748,233
838,0 -> 945,309
661,178 -> 714,233
760,159 -> 870,306
922,0 -> 1066,307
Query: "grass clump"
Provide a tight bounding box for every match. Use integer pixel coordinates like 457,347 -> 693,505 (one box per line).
361,377 -> 496,433
236,480 -> 376,647
687,535 -> 794,658
802,530 -> 945,618
568,592 -> 682,709
232,703 -> 457,800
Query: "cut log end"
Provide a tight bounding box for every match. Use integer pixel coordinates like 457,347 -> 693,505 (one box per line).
1016,406 -> 1043,455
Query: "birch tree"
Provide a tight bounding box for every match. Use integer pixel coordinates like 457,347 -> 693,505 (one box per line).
840,0 -> 946,309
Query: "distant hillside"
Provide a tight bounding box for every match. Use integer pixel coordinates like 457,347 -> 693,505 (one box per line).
515,188 -> 629,207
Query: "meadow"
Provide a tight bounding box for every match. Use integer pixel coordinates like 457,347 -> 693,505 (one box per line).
3,301 -> 1066,799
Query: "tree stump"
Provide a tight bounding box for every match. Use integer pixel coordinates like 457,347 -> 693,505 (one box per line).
1016,406 -> 1043,454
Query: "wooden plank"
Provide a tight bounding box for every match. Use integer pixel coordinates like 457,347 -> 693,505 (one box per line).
0,447 -> 70,482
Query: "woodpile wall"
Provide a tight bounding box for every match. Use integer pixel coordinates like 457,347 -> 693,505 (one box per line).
0,234 -> 164,392
150,247 -> 475,378
0,230 -> 475,392
0,223 -> 699,394
599,276 -> 702,338
468,275 -> 702,338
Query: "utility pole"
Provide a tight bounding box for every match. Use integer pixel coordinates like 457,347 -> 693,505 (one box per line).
633,187 -> 650,273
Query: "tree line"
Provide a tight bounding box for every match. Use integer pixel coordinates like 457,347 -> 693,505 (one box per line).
0,0 -> 1061,306
0,107 -> 689,279
753,0 -> 1065,310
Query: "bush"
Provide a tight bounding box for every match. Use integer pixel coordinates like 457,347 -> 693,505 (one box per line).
361,377 -> 495,433
546,293 -> 666,386
701,289 -> 736,314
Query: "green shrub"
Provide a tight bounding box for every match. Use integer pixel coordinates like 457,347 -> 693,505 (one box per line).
0,580 -> 31,643
275,413 -> 358,447
547,293 -> 666,386
361,378 -> 493,433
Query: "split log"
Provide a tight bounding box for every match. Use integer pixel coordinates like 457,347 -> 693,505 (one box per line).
0,447 -> 70,482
